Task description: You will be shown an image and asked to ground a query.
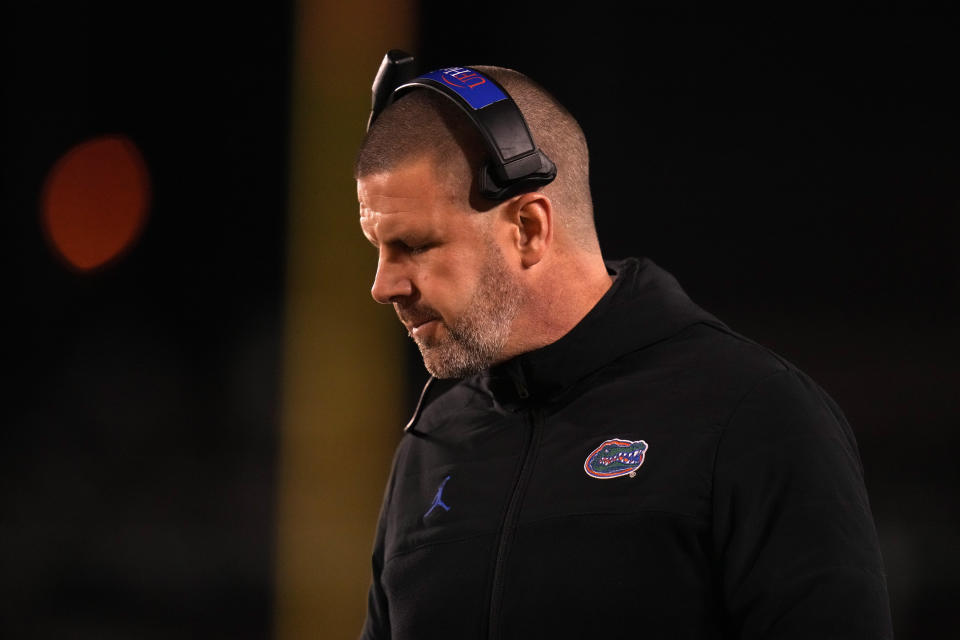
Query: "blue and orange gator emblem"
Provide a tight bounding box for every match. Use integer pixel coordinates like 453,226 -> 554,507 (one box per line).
584,438 -> 648,479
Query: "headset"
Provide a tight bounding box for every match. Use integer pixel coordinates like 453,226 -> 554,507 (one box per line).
366,49 -> 557,201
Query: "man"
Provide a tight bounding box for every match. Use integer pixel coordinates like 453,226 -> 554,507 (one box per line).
355,63 -> 893,639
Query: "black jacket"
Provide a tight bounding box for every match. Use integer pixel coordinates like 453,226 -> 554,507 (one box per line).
361,257 -> 892,639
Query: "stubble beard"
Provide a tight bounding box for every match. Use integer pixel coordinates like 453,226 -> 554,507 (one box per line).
407,240 -> 523,379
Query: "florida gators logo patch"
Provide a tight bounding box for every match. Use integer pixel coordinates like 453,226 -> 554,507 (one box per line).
584,438 -> 648,479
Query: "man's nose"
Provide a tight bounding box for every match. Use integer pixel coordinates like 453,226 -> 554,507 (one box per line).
370,255 -> 414,304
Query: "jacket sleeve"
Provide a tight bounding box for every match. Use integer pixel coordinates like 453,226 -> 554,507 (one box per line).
359,512 -> 390,640
712,369 -> 893,639
359,446 -> 401,640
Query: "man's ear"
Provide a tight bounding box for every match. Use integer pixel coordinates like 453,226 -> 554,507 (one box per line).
503,192 -> 553,268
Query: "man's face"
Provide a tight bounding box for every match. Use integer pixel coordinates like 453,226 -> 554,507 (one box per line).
358,158 -> 523,378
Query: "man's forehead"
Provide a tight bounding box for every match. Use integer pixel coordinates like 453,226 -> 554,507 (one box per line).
358,190 -> 432,245
358,158 -> 467,212
358,191 -> 426,218
359,156 -> 431,193
358,166 -> 433,241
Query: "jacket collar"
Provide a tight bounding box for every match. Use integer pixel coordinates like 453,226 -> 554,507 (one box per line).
405,257 -> 722,431
482,257 -> 721,409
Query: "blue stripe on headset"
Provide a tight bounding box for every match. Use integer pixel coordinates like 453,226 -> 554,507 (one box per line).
416,68 -> 507,110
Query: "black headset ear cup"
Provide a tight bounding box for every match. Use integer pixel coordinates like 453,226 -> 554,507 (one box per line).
478,152 -> 557,200
477,165 -> 506,201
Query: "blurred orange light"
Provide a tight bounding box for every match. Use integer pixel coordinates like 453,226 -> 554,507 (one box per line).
41,135 -> 151,271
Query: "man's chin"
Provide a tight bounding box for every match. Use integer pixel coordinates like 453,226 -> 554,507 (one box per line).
418,343 -> 473,380
417,345 -> 452,378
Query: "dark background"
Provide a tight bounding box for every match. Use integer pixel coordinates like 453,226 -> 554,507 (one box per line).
4,2 -> 957,637
4,3 -> 290,637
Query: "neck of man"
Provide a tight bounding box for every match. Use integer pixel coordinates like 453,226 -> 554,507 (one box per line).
500,246 -> 614,361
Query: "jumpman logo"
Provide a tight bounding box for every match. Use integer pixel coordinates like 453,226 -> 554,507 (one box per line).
424,475 -> 452,519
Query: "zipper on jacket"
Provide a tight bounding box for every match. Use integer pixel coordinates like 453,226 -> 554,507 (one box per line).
486,407 -> 542,639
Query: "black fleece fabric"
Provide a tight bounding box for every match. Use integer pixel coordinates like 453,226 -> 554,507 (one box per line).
361,257 -> 892,639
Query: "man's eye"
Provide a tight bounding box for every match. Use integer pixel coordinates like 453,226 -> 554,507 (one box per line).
408,243 -> 435,255
388,239 -> 435,255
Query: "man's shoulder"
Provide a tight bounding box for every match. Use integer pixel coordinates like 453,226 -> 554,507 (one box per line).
671,321 -> 850,432
677,320 -> 794,378
597,257 -> 800,400
609,318 -> 791,390
590,317 -> 847,429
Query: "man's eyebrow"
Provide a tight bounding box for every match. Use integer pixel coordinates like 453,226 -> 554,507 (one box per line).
360,227 -> 380,248
358,218 -> 379,247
